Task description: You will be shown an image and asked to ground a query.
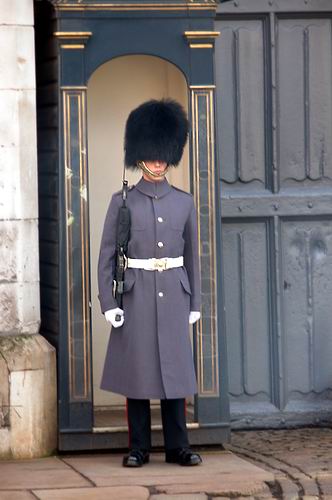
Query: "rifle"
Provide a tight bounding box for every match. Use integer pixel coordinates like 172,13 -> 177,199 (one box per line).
113,179 -> 131,321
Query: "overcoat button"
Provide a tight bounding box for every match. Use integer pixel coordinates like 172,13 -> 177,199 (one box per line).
157,241 -> 164,248
154,195 -> 158,199
157,217 -> 163,222
158,292 -> 164,297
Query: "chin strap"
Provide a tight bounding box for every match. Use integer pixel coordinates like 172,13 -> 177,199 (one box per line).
138,160 -> 169,178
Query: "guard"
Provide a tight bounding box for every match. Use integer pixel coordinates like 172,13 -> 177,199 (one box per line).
97,98 -> 202,467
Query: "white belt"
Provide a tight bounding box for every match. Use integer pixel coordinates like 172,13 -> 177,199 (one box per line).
127,256 -> 183,272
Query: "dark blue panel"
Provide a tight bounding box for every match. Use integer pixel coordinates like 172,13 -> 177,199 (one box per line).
58,16 -> 215,85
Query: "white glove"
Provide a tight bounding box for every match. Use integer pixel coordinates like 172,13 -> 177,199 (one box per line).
105,307 -> 124,328
189,311 -> 201,325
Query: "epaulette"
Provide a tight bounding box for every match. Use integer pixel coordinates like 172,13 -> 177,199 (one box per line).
171,184 -> 193,197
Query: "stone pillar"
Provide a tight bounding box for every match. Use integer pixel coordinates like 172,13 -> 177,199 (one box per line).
0,0 -> 57,458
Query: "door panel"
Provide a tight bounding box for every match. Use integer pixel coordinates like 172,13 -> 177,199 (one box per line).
216,3 -> 332,427
278,18 -> 332,186
282,219 -> 332,396
217,19 -> 266,190
223,221 -> 271,401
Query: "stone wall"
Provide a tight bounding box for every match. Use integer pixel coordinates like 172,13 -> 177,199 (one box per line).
0,0 -> 39,334
0,0 -> 57,458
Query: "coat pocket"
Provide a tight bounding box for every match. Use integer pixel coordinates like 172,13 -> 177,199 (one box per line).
123,278 -> 136,293
179,274 -> 192,295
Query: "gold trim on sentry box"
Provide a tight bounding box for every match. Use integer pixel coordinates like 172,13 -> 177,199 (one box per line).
189,85 -> 216,89
53,2 -> 217,11
61,44 -> 85,49
61,86 -> 88,90
54,31 -> 93,39
184,31 -> 220,39
190,87 -> 219,397
62,89 -> 91,402
189,43 -> 213,49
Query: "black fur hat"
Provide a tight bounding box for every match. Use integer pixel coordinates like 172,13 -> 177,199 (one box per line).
124,98 -> 190,169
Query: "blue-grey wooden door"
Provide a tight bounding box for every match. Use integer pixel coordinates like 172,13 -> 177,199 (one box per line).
215,0 -> 332,428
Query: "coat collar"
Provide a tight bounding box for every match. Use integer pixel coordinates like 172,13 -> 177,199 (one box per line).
135,176 -> 172,199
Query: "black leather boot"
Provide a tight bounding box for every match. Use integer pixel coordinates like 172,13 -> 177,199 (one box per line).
165,447 -> 202,466
122,449 -> 150,467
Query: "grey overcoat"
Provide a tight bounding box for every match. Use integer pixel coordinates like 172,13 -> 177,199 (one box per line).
97,175 -> 201,399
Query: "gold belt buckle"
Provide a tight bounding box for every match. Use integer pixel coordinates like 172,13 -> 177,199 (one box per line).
155,258 -> 167,272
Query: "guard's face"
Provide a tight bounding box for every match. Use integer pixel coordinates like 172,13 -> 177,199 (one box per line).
143,160 -> 168,181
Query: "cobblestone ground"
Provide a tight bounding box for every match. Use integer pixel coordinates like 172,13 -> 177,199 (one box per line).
224,426 -> 332,499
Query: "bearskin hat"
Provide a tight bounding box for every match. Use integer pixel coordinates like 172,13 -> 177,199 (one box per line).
124,98 -> 190,169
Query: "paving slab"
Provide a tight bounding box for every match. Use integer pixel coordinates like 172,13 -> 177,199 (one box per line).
62,450 -> 273,485
61,451 -> 273,497
0,493 -> 36,500
271,474 -> 300,499
315,473 -> 332,496
32,485 -> 149,500
155,480 -> 271,496
301,477 -> 320,497
150,495 -> 207,500
0,457 -> 90,490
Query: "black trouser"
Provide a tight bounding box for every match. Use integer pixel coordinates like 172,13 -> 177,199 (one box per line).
126,398 -> 190,452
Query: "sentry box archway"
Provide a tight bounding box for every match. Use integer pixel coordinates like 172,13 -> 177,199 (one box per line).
35,0 -> 230,451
